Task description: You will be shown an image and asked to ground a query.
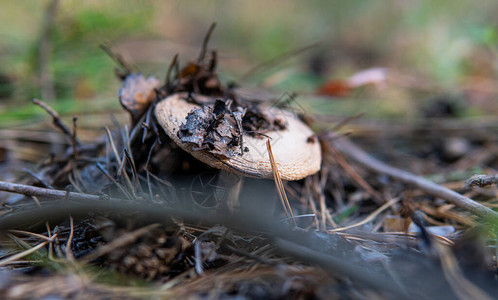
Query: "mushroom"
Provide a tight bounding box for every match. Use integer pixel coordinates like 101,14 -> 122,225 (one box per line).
155,92 -> 321,210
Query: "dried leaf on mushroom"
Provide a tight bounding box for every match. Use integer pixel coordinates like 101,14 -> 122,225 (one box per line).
178,99 -> 246,159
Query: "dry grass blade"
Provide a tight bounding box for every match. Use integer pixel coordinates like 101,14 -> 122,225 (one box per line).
328,197 -> 400,233
266,139 -> 296,226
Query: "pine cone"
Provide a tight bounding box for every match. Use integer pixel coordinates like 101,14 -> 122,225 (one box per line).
104,227 -> 190,280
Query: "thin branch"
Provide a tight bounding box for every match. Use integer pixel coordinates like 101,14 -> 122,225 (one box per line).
22,168 -> 54,189
165,53 -> 179,88
99,43 -> 133,76
71,116 -> 78,160
197,23 -> 217,63
0,180 -> 118,202
326,135 -> 498,221
32,98 -> 80,145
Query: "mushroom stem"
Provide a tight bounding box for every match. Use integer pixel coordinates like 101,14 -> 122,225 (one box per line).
217,170 -> 242,213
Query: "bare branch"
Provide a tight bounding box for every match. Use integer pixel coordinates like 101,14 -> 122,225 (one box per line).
325,135 -> 498,221
32,98 -> 80,145
0,180 -> 111,202
197,23 -> 217,63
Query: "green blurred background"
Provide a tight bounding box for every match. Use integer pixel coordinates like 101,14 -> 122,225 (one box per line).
1,0 -> 498,125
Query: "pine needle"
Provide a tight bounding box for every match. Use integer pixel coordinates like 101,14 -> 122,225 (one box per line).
266,139 -> 296,226
0,241 -> 48,267
328,197 -> 400,233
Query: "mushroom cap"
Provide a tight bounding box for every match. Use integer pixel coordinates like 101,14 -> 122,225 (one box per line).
155,93 -> 321,180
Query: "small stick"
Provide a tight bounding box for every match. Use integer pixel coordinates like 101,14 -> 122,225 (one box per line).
0,180 -> 118,202
99,43 -> 133,76
32,99 -> 80,145
165,54 -> 179,88
22,168 -> 54,189
197,23 -> 217,63
71,116 -> 78,160
327,135 -> 498,221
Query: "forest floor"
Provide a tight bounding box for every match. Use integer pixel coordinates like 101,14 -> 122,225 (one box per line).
1,17 -> 498,299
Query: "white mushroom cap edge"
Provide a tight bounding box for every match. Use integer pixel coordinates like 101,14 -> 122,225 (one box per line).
154,93 -> 321,181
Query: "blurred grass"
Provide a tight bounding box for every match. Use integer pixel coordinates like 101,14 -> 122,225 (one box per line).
0,0 -> 497,124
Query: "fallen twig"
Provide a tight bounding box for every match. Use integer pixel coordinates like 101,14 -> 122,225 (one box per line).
32,98 -> 80,145
197,23 -> 217,63
99,42 -> 133,77
0,180 -> 116,202
326,135 -> 498,221
71,116 -> 78,160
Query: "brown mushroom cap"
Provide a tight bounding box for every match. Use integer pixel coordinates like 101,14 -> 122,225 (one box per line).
155,93 -> 321,180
